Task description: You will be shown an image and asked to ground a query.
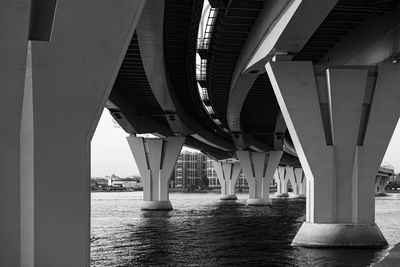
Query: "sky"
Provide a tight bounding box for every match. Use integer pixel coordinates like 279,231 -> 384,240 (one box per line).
91,108 -> 400,177
90,109 -> 196,177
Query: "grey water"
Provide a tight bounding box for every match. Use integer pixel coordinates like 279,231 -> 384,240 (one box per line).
91,192 -> 400,266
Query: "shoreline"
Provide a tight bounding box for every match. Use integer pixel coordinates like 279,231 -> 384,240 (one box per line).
91,187 -> 280,193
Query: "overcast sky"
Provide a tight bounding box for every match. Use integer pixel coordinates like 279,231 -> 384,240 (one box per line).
90,109 -> 196,177
91,108 -> 400,177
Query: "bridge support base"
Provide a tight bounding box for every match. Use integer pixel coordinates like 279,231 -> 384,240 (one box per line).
246,198 -> 272,206
292,222 -> 388,248
220,194 -> 238,200
141,200 -> 173,211
237,151 -> 282,206
291,194 -> 306,199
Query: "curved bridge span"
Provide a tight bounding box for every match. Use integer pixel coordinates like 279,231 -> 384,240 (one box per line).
1,0 -> 400,265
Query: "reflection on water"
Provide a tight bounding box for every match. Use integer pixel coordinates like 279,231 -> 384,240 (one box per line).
91,192 -> 400,266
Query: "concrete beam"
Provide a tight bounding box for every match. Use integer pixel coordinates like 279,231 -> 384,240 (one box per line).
108,90 -> 173,137
227,0 -> 336,151
227,0 -> 297,150
137,0 -> 191,135
137,0 -> 234,152
273,0 -> 338,54
321,5 -> 400,65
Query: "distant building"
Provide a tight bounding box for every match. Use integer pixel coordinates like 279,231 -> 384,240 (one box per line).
174,151 -> 207,187
237,171 -> 248,187
90,178 -> 111,188
207,159 -> 219,187
91,174 -> 143,189
110,177 -> 143,188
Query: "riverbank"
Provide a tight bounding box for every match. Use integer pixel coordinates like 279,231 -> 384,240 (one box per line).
92,187 -> 278,193
169,187 -> 252,193
91,188 -> 142,192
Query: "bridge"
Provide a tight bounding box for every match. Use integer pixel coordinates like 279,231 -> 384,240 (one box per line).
2,0 -> 400,266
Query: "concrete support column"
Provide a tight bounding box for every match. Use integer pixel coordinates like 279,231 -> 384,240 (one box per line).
294,168 -> 306,198
380,177 -> 389,195
375,176 -> 389,196
276,166 -> 289,197
0,2 -> 30,266
213,161 -> 241,200
375,176 -> 382,196
127,136 -> 185,210
237,151 -> 283,206
16,2 -> 146,266
266,61 -> 400,248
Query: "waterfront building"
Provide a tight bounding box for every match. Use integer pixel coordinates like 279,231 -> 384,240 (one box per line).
174,151 -> 207,187
95,178 -> 111,187
207,159 -> 219,187
91,175 -> 143,189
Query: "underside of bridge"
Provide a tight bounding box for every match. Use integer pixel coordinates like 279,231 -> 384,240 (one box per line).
107,0 -> 300,165
106,0 -> 400,165
108,0 -> 236,160
4,0 -> 400,266
295,0 -> 399,62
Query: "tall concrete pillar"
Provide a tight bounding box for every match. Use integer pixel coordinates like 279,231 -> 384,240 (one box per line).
375,176 -> 388,196
380,177 -> 389,196
0,1 -> 30,266
13,1 -> 146,266
213,160 -> 241,200
375,176 -> 382,196
294,168 -> 306,198
127,136 -> 185,210
266,61 -> 400,248
237,151 -> 283,206
276,166 -> 289,197
276,166 -> 305,198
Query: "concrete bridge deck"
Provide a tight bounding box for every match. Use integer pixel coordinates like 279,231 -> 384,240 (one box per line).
2,0 -> 400,266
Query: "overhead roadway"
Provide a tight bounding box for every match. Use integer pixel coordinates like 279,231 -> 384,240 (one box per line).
107,0 -> 400,164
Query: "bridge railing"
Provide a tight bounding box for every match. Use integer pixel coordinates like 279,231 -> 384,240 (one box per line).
197,8 -> 218,52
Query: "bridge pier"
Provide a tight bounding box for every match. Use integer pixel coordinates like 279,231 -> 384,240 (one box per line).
266,61 -> 400,248
237,151 -> 282,206
127,136 -> 185,210
293,168 -> 306,198
0,1 -> 30,265
0,1 -> 146,266
213,161 -> 241,200
276,166 -> 306,198
375,176 -> 389,196
275,166 -> 289,197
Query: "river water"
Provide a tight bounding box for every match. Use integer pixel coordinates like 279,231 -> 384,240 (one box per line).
91,192 -> 400,266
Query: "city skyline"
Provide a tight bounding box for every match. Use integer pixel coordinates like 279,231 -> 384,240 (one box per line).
91,108 -> 400,177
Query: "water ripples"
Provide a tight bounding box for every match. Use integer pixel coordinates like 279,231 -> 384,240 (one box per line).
91,192 -> 400,266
